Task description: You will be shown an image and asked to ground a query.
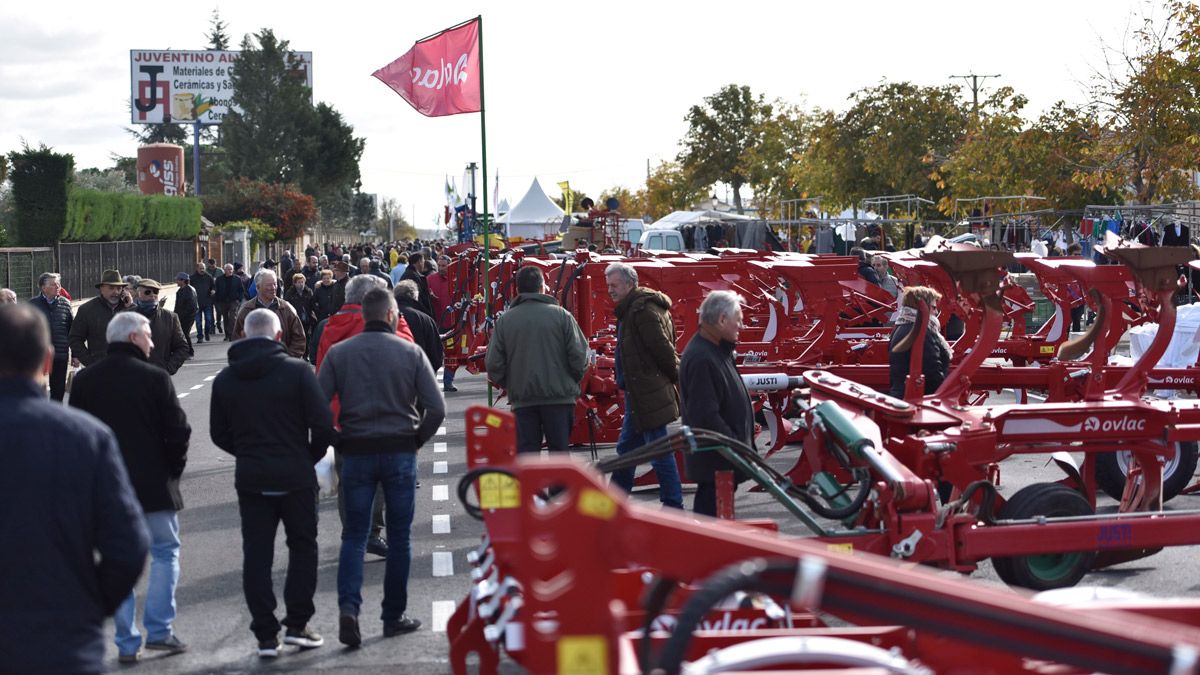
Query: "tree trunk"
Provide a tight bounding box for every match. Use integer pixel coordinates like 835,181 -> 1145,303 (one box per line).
732,181 -> 744,214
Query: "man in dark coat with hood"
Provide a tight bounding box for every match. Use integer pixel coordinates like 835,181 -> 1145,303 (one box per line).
680,290 -> 755,517
210,308 -> 334,657
605,262 -> 683,508
69,311 -> 191,663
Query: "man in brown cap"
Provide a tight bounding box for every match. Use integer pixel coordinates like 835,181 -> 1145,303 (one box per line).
122,279 -> 190,374
69,269 -> 134,367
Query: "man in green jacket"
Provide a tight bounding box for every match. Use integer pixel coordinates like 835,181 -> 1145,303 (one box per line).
486,266 -> 588,453
606,262 -> 683,508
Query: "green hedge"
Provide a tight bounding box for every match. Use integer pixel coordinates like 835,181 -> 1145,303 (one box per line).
8,147 -> 73,246
64,190 -> 202,242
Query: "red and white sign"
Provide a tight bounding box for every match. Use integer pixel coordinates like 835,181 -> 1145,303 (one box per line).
372,18 -> 481,117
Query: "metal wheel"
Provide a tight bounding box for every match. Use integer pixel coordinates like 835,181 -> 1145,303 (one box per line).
1095,442 -> 1198,502
992,483 -> 1096,591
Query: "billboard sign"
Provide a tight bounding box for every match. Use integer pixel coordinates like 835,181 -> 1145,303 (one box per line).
130,49 -> 313,125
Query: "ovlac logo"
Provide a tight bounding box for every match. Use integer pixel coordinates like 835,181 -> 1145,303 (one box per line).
650,613 -> 768,633
1082,416 -> 1147,433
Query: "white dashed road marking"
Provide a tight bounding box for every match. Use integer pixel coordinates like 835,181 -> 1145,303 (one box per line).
432,514 -> 451,534
177,393 -> 189,399
437,426 -> 447,436
431,601 -> 456,633
204,375 -> 215,381
434,442 -> 447,454
433,461 -> 448,474
432,551 -> 454,577
432,485 -> 449,501
190,384 -> 204,390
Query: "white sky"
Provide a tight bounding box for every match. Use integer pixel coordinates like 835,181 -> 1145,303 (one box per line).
1,0 -> 1151,227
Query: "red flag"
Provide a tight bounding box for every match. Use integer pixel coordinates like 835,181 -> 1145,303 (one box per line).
372,18 -> 481,117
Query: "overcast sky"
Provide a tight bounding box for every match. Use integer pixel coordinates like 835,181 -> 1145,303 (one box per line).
1,0 -> 1153,226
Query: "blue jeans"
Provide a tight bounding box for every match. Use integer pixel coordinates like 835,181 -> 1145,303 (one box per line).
114,511 -> 180,656
195,305 -> 215,338
338,453 -> 416,621
611,406 -> 684,508
443,368 -> 456,387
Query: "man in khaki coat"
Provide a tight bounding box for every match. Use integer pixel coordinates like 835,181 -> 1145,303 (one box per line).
233,269 -> 308,358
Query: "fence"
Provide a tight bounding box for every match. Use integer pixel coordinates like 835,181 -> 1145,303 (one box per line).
57,240 -> 196,300
0,248 -> 56,298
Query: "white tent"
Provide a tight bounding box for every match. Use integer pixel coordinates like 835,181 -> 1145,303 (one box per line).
498,178 -> 564,241
645,209 -> 753,230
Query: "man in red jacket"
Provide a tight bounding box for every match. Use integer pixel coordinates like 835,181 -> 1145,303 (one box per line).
314,274 -> 414,558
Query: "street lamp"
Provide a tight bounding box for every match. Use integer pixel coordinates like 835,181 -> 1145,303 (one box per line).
711,194 -> 719,211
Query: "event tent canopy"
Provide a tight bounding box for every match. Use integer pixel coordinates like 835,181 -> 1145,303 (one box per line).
498,178 -> 564,240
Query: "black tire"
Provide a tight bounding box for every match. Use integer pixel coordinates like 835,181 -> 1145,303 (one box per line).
992,483 -> 1096,591
1094,442 -> 1198,503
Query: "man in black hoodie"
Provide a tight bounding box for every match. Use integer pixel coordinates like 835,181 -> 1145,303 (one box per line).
210,308 -> 334,658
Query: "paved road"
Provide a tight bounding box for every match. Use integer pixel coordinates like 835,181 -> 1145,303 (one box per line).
92,337 -> 1200,673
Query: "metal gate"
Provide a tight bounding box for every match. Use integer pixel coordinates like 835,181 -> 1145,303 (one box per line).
0,248 -> 56,298
57,240 -> 196,300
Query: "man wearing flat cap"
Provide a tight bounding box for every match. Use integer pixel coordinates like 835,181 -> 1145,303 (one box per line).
121,279 -> 190,374
69,269 -> 134,367
332,261 -> 351,312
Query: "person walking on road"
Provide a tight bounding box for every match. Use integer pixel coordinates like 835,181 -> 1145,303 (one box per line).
679,290 -> 755,517
485,266 -> 589,453
399,252 -> 434,317
214,263 -> 243,341
394,280 -> 443,375
174,272 -> 199,356
605,262 -> 684,509
69,311 -> 192,664
124,279 -> 190,375
190,261 -> 217,341
210,308 -> 334,658
0,303 -> 149,674
28,272 -> 74,401
318,288 -> 445,646
232,269 -> 308,358
68,269 -> 133,367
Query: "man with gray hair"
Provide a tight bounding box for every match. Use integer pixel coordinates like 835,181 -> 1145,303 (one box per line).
314,274 -> 415,559
211,308 -> 333,657
70,309 -> 191,662
319,287 -> 444,645
679,290 -> 754,516
605,262 -> 683,508
28,272 -> 74,400
393,280 -> 443,375
0,288 -> 17,304
232,269 -> 308,358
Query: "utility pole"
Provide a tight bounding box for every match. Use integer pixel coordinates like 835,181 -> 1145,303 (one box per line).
950,72 -> 1001,115
467,161 -> 478,243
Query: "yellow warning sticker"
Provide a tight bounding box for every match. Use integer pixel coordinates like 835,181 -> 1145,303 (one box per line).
445,338 -> 455,348
479,474 -> 520,509
485,414 -> 503,428
1040,345 -> 1056,354
578,488 -> 617,520
558,636 -> 608,675
826,543 -> 854,554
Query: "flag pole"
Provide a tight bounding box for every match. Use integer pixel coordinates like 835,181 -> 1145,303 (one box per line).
477,14 -> 493,407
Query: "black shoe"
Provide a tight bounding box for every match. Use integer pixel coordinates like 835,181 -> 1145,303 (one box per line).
284,626 -> 324,649
257,637 -> 281,658
338,614 -> 361,648
366,536 -> 388,557
443,385 -> 458,393
383,615 -> 421,637
145,634 -> 188,654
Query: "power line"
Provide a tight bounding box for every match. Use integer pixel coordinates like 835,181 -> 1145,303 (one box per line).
949,72 -> 1001,114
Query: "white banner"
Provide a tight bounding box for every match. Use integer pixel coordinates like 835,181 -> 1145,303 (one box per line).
130,49 -> 313,125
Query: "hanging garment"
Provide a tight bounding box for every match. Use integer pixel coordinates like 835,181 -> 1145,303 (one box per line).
1130,222 -> 1157,246
1162,222 -> 1190,247
815,227 -> 835,254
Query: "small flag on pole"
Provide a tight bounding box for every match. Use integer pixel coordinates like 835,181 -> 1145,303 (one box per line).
373,18 -> 481,117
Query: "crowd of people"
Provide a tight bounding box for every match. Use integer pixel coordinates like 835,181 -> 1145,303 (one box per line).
0,239 -> 454,672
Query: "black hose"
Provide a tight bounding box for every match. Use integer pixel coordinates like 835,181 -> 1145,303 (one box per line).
655,558 -> 795,675
797,469 -> 872,521
638,575 -> 678,673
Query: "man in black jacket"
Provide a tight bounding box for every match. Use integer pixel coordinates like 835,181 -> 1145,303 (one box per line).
393,280 -> 443,373
174,272 -> 199,355
28,271 -> 73,400
0,303 -> 148,673
679,290 -> 755,517
399,252 -> 434,316
214,263 -> 245,342
70,311 -> 192,663
210,308 -> 334,658
190,261 -> 216,341
124,279 -> 190,374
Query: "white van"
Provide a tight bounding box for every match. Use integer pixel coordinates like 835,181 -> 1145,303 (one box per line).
637,229 -> 685,252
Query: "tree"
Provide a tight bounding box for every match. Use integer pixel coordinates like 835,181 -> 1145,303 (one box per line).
207,9 -> 230,50
202,177 -> 316,240
644,162 -> 705,220
377,197 -> 416,240
74,167 -> 138,194
741,103 -> 813,218
296,103 -> 365,206
678,84 -> 773,213
598,185 -> 649,220
1082,2 -> 1200,203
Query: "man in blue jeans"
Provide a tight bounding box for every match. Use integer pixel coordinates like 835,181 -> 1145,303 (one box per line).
69,312 -> 192,663
605,262 -> 684,508
318,287 -> 445,646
